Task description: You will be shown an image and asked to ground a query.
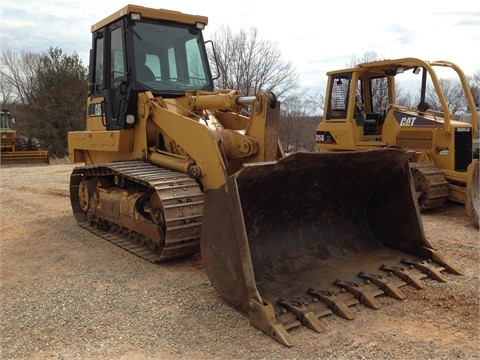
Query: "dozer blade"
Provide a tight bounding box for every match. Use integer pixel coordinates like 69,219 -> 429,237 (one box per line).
0,151 -> 50,166
200,148 -> 462,346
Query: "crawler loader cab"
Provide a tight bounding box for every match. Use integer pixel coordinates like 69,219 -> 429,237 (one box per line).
316,58 -> 479,225
69,7 -> 463,347
85,5 -> 213,132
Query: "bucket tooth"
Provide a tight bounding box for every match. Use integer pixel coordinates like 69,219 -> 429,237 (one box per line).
307,289 -> 357,320
334,280 -> 382,309
358,271 -> 407,300
422,247 -> 464,275
278,300 -> 327,333
380,264 -> 426,289
400,258 -> 448,282
248,299 -> 294,347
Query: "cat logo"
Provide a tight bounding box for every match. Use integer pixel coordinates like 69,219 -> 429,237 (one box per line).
399,117 -> 416,126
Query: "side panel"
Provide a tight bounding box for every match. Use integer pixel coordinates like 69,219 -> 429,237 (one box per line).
316,123 -> 361,149
68,129 -> 136,164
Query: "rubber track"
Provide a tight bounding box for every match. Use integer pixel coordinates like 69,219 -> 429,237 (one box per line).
71,160 -> 203,263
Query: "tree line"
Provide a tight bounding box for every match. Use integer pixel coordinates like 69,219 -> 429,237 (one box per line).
1,47 -> 88,158
1,29 -> 479,158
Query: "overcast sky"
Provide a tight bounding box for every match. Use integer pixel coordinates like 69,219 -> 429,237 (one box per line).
1,0 -> 479,95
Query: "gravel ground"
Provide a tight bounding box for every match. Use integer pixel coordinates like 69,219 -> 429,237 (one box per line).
0,163 -> 479,359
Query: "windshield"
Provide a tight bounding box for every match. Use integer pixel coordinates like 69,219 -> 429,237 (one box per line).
0,111 -> 12,129
132,20 -> 212,92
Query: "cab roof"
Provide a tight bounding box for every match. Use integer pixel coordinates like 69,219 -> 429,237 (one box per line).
91,4 -> 208,32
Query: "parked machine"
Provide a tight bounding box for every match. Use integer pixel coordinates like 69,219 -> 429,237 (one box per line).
315,58 -> 479,226
68,6 -> 462,346
459,104 -> 480,159
0,109 -> 49,165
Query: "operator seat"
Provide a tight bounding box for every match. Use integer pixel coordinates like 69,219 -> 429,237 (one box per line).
136,54 -> 156,83
364,114 -> 379,135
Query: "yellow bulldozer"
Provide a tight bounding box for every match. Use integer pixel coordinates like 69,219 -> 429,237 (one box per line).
0,109 -> 50,165
68,5 -> 462,346
315,58 -> 479,226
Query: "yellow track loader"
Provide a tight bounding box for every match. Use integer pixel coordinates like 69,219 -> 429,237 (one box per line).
68,5 -> 462,346
315,58 -> 479,226
0,110 -> 49,165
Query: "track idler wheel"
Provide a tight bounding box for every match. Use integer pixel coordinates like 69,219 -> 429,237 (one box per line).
78,181 -> 90,212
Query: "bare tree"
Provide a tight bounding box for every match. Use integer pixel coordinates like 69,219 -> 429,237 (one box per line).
0,50 -> 41,107
208,25 -> 317,151
208,26 -> 300,98
396,92 -> 417,108
468,70 -> 480,107
279,91 -> 321,152
346,51 -> 383,68
0,80 -> 15,109
424,77 -> 466,114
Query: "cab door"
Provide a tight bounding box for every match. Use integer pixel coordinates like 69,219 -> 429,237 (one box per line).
89,21 -> 130,130
106,23 -> 129,130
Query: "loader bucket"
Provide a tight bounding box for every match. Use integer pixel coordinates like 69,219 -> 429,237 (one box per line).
201,148 -> 461,346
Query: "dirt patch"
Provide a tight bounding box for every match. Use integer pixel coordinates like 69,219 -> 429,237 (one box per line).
0,163 -> 479,359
